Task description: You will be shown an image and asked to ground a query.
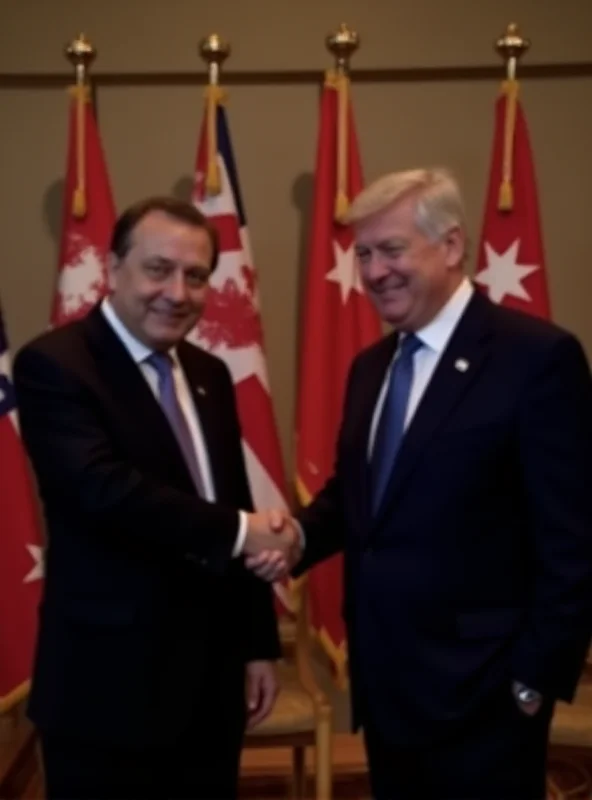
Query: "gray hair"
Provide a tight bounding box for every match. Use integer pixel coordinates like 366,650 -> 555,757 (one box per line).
343,167 -> 467,242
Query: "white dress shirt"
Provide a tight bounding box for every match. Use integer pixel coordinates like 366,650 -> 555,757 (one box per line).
101,298 -> 247,555
368,277 -> 474,459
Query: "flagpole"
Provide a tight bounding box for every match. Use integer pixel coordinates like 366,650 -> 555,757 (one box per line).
495,23 -> 530,211
199,34 -> 230,196
65,33 -> 96,219
326,23 -> 359,223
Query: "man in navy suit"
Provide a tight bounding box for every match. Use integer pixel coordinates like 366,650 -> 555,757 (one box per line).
250,168 -> 592,798
14,196 -> 299,799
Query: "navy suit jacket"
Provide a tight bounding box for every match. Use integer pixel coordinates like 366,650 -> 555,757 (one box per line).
295,290 -> 592,745
13,305 -> 280,748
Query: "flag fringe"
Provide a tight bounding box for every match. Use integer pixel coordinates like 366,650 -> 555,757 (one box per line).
68,84 -> 91,219
498,79 -> 519,212
0,679 -> 30,715
296,474 -> 349,688
295,473 -> 313,507
325,69 -> 350,223
272,578 -> 299,616
203,85 -> 226,195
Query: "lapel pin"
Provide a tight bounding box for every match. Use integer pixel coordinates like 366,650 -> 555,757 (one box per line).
454,358 -> 470,372
196,385 -> 207,396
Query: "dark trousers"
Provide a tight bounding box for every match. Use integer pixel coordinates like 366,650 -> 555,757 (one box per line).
363,686 -> 554,799
40,712 -> 245,800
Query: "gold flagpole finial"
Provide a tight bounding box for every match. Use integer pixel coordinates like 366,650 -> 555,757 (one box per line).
494,24 -> 530,212
65,34 -> 96,219
495,22 -> 530,82
199,34 -> 230,196
326,23 -> 359,74
326,24 -> 359,223
65,33 -> 96,83
199,34 -> 230,86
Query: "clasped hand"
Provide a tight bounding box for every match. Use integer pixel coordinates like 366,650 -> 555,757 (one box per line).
244,510 -> 302,581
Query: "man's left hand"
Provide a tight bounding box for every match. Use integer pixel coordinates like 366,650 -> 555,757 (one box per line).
246,660 -> 278,728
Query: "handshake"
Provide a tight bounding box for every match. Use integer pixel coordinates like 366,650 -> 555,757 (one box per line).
243,510 -> 302,582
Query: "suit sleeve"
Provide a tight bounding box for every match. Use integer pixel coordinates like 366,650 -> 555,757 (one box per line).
13,344 -> 239,575
512,333 -> 592,701
292,356 -> 362,576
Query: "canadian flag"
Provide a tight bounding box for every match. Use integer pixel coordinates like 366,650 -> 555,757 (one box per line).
474,79 -> 550,318
190,90 -> 292,612
52,84 -> 115,326
295,71 -> 382,685
0,304 -> 44,712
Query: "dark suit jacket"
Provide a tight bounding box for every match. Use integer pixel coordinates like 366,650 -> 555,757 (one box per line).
295,290 -> 592,745
13,305 -> 280,748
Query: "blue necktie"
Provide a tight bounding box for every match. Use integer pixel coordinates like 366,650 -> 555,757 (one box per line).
146,352 -> 206,497
370,333 -> 422,514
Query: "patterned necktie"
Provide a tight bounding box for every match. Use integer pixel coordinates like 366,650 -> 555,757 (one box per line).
146,351 -> 205,497
370,333 -> 422,514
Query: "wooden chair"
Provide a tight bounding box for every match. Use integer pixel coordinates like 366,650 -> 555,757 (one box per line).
244,576 -> 333,799
0,704 -> 40,798
547,655 -> 592,798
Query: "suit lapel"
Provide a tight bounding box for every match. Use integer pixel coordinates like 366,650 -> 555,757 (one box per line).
82,306 -> 196,491
371,290 -> 494,529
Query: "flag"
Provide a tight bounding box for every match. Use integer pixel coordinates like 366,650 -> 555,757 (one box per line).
295,72 -> 382,686
52,83 -> 115,326
0,304 -> 44,713
474,79 -> 550,318
191,90 -> 292,613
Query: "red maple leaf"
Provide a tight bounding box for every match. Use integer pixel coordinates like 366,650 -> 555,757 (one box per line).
198,278 -> 263,349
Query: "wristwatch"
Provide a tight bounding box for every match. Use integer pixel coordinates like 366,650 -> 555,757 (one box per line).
516,685 -> 542,704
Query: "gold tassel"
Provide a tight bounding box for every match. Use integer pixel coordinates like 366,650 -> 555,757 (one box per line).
204,84 -> 225,195
69,84 -> 89,218
498,78 -> 519,211
326,69 -> 350,222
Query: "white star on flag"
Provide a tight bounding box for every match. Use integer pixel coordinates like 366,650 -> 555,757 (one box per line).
23,544 -> 44,584
325,241 -> 363,303
475,240 -> 539,304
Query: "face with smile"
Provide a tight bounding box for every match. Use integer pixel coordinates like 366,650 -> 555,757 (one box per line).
108,210 -> 213,351
353,190 -> 466,331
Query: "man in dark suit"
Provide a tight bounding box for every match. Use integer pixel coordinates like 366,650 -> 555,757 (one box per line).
249,168 -> 592,798
13,196 -> 298,800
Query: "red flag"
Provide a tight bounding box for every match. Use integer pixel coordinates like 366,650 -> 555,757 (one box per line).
52,85 -> 115,326
190,93 -> 293,614
474,81 -> 550,318
0,305 -> 44,712
1,85 -> 115,713
295,73 -> 382,685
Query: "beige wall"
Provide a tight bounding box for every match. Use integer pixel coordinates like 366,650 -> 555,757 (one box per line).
1,0 -> 591,476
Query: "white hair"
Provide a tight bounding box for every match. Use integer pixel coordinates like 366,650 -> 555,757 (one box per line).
343,167 -> 467,241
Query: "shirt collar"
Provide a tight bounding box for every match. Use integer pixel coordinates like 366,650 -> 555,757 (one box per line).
100,297 -> 178,366
413,277 -> 474,354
